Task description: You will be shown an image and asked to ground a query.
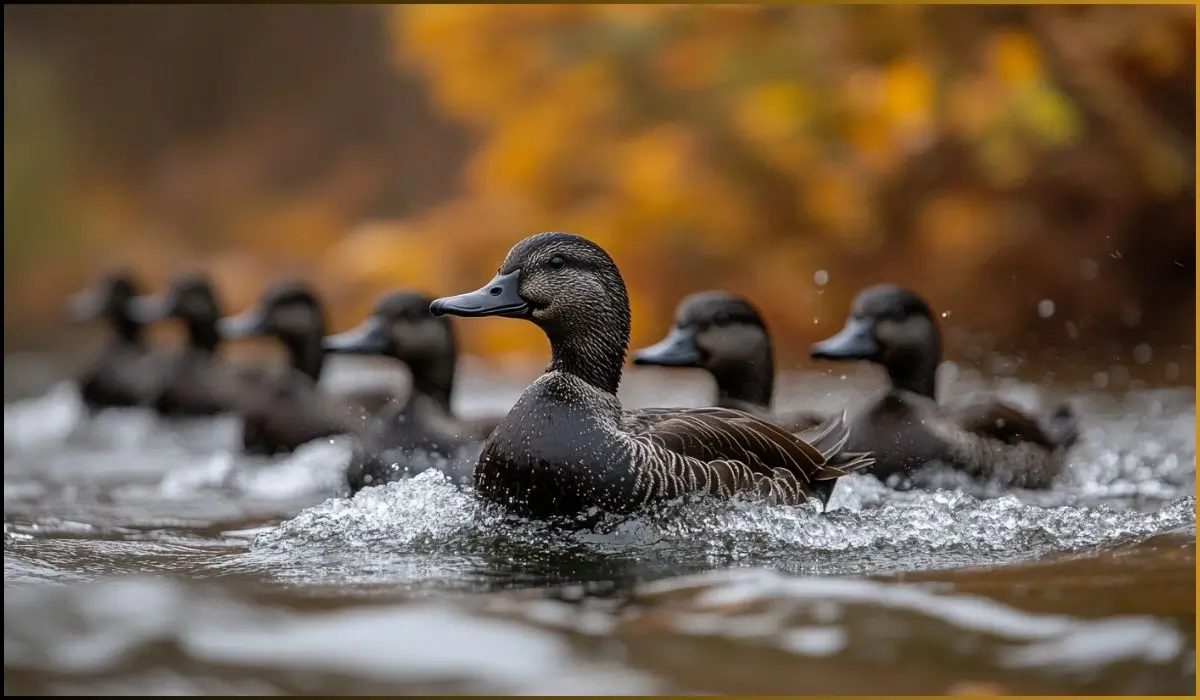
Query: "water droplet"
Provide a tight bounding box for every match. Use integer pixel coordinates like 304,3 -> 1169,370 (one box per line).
941,310 -> 951,319
1064,321 -> 1079,340
1092,371 -> 1110,390
1037,299 -> 1056,318
813,270 -> 829,286
1079,259 -> 1099,281
1165,362 -> 1180,381
1133,343 -> 1153,365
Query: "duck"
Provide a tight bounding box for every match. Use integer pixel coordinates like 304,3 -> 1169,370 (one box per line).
129,271 -> 258,418
66,268 -> 164,412
428,231 -> 874,520
810,283 -> 1081,490
631,290 -> 826,433
217,280 -> 385,456
323,290 -> 504,494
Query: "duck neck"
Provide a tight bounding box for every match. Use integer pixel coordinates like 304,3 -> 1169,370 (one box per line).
545,298 -> 630,396
405,352 -> 456,413
112,312 -> 144,347
886,347 -> 940,401
710,347 -> 774,409
185,316 -> 220,354
280,331 -> 325,382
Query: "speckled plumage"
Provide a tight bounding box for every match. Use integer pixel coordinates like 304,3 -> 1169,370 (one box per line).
811,284 -> 1081,490
632,290 -> 826,433
432,232 -> 875,519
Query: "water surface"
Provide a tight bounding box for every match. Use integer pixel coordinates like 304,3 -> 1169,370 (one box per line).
4,355 -> 1195,694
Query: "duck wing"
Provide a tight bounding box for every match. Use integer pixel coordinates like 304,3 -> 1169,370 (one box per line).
620,407 -> 874,507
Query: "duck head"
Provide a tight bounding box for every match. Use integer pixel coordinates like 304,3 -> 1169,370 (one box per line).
68,269 -> 145,344
324,290 -> 458,408
810,284 -> 942,399
431,231 -> 631,394
632,291 -> 775,407
219,280 -> 328,381
129,272 -> 223,353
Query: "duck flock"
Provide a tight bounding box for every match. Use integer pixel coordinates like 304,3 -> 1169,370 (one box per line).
67,231 -> 1082,521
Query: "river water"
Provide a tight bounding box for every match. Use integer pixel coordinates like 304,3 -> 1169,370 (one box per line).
3,352 -> 1195,694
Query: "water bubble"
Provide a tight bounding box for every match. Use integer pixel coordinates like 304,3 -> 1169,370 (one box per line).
1037,300 -> 1056,319
1093,371 -> 1110,390
813,270 -> 829,286
1133,344 -> 1153,365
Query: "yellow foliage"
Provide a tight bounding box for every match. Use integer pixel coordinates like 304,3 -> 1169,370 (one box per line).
614,124 -> 697,220
1019,84 -> 1082,148
881,57 -> 935,140
987,29 -> 1044,90
731,82 -> 809,151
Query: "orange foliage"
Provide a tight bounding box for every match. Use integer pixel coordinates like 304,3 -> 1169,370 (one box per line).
7,4 -> 1194,365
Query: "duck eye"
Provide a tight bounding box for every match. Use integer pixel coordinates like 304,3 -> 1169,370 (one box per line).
712,313 -> 731,327
547,255 -> 565,271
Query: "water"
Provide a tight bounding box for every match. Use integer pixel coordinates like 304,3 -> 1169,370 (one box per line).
3,354 -> 1196,694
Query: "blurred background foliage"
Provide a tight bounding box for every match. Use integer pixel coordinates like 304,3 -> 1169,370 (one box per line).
3,4 -> 1195,380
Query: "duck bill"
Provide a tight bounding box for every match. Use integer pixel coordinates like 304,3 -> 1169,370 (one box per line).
429,270 -> 529,319
66,291 -> 104,323
127,295 -> 169,324
811,318 -> 878,360
323,315 -> 390,355
217,309 -> 267,340
632,326 -> 702,367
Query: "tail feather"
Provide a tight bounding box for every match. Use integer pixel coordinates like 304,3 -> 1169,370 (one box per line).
799,410 -> 875,481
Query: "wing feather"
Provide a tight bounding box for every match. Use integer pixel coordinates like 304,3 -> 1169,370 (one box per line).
622,406 -> 874,506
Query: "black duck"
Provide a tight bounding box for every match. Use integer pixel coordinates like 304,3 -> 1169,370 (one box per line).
66,269 -> 164,412
632,290 -> 826,433
323,290 -> 503,494
810,284 -> 1081,490
429,231 -> 874,520
217,280 -> 382,456
129,271 -> 258,418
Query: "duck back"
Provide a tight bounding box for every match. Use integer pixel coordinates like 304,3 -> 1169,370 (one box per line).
79,343 -> 163,411
240,369 -> 368,456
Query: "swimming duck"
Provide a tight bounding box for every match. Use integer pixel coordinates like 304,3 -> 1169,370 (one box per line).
810,284 -> 1080,490
632,291 -> 826,433
323,290 -> 504,494
129,271 -> 256,418
217,280 -> 382,456
66,269 -> 163,412
429,231 -> 874,520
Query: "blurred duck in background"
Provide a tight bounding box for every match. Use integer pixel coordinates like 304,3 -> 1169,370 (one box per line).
66,268 -> 165,413
811,284 -> 1082,490
632,290 -> 826,433
127,271 -> 258,419
217,280 -> 392,456
324,290 -> 504,495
